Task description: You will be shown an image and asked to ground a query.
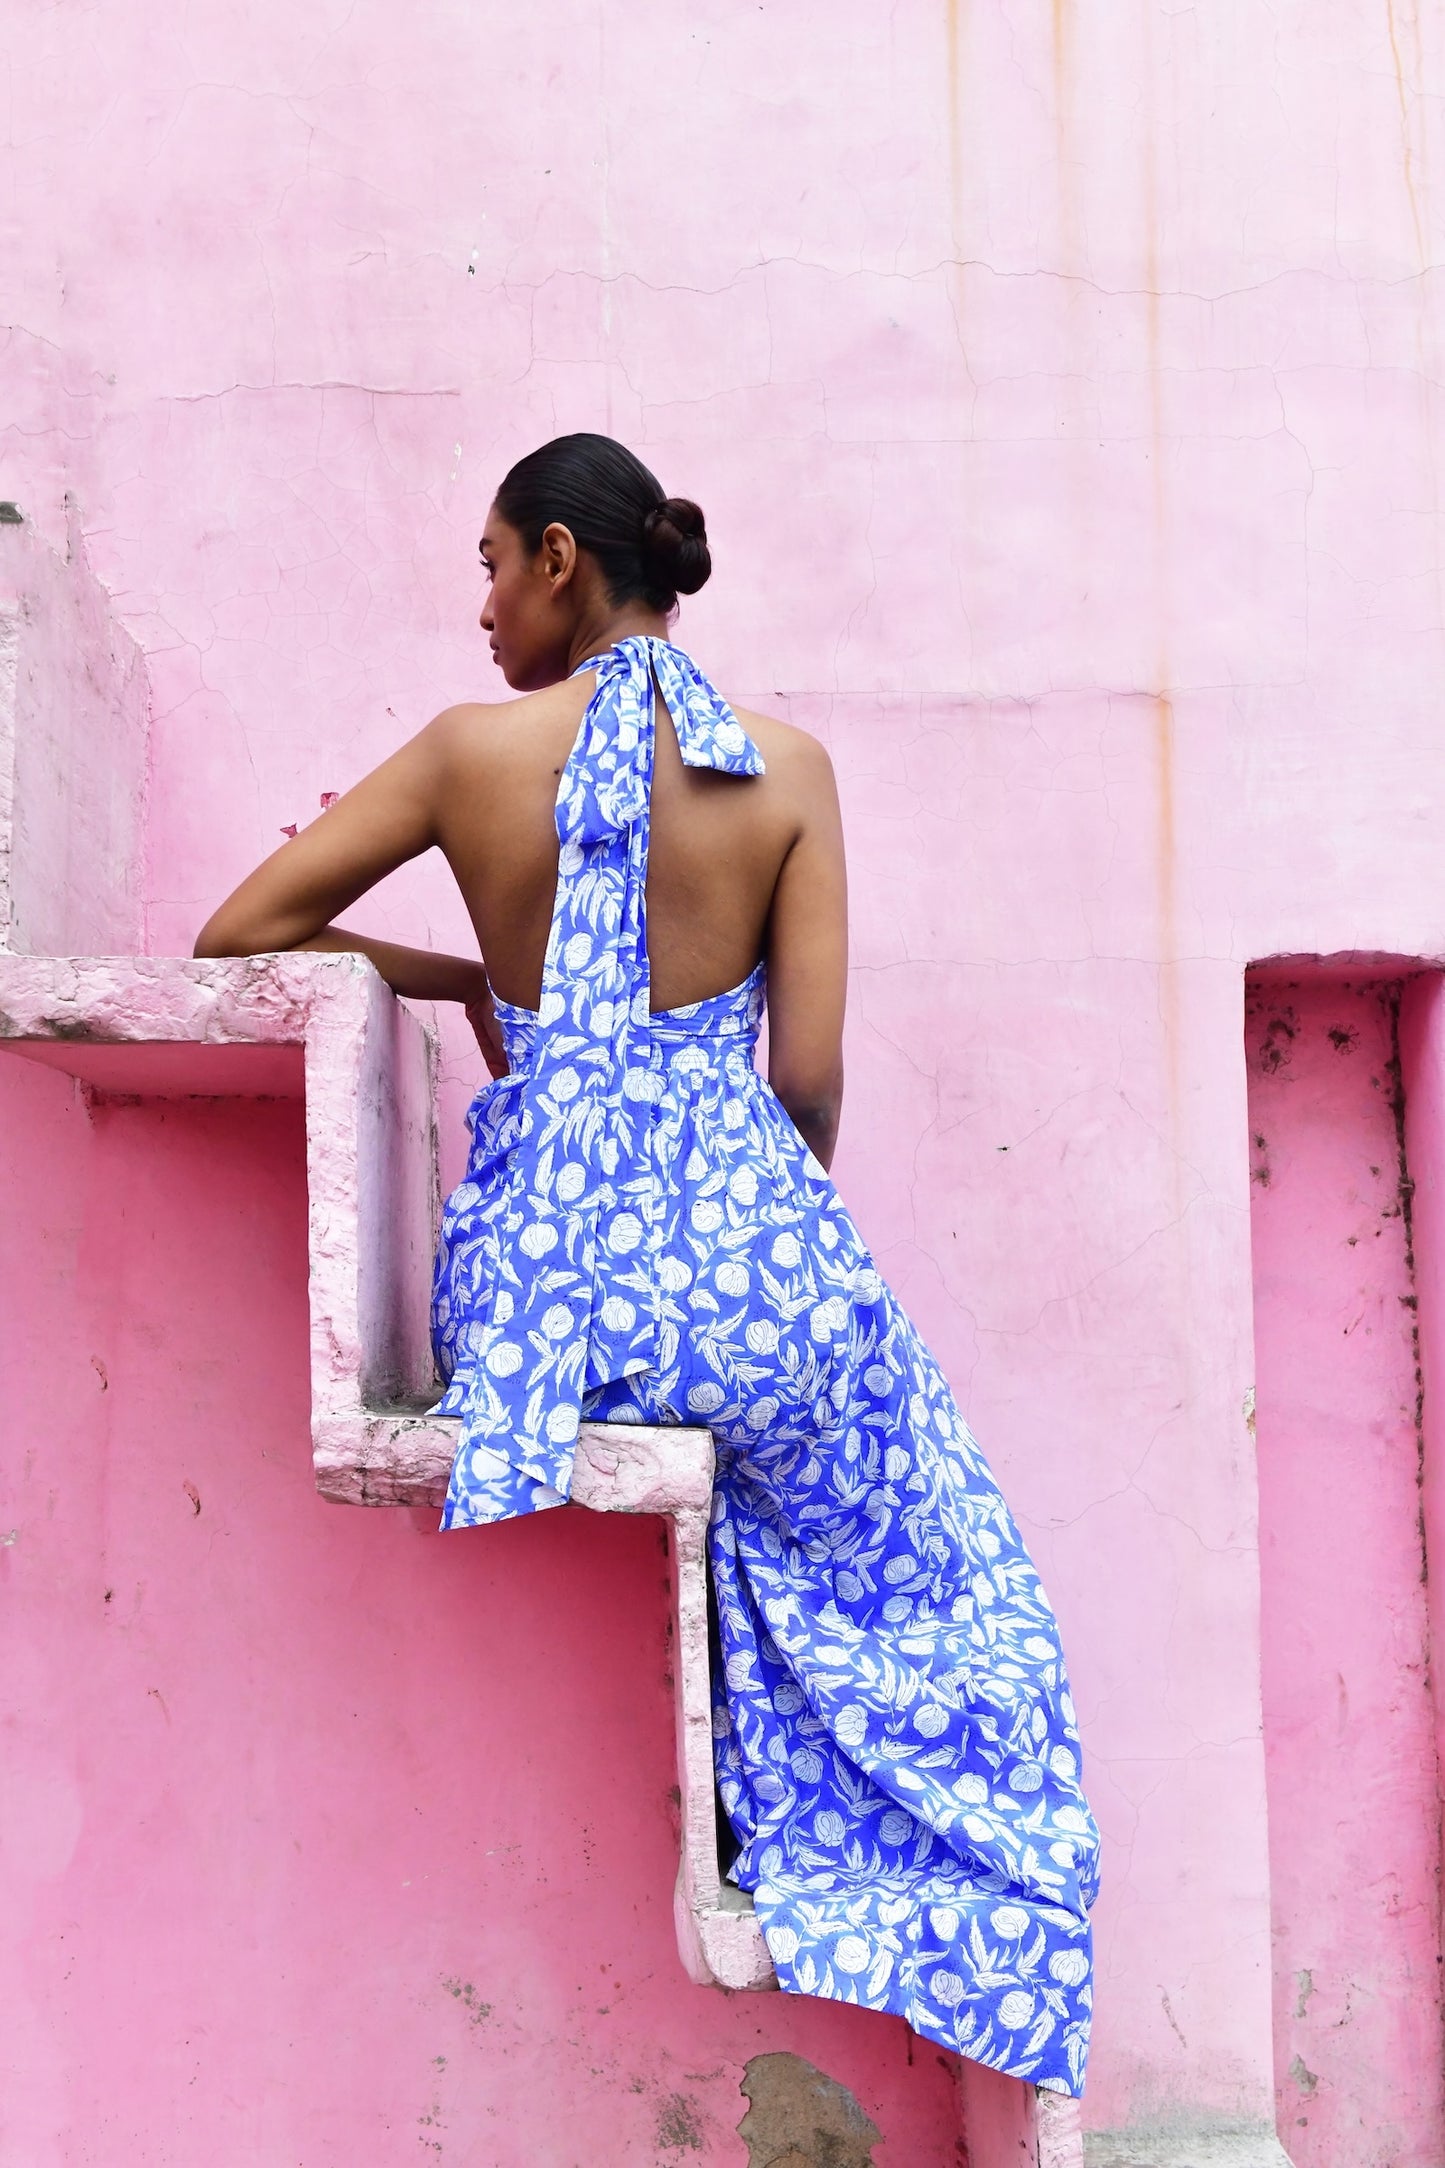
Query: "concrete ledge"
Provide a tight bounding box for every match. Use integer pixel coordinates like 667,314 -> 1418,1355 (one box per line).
955,2065 -> 1087,2168
1037,2092 -> 1085,2168
1083,2129 -> 1294,2167
0,950 -> 439,1423
0,950 -> 773,1996
311,1404 -> 716,1515
316,1402 -> 774,1990
944,2093 -> 1289,2168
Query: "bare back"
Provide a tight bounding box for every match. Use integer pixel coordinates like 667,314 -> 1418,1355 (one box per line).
194,647 -> 848,1163
432,674 -> 823,1014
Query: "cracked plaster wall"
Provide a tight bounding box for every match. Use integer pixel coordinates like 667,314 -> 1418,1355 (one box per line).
3,0 -> 1445,2157
0,505 -> 148,953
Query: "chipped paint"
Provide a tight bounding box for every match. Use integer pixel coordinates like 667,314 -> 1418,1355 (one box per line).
738,2053 -> 881,2168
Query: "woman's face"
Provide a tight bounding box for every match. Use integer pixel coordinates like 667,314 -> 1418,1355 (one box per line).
478,504 -> 574,691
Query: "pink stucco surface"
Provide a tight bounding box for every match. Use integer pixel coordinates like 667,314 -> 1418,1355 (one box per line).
1401,973 -> 1445,1960
5,0 -> 1445,2160
0,508 -> 147,956
1247,976 -> 1444,2168
0,946 -> 785,2012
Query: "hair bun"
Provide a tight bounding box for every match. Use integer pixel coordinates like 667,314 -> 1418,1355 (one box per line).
642,495 -> 712,598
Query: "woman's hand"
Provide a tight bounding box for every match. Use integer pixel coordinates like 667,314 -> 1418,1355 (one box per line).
466,984 -> 509,1079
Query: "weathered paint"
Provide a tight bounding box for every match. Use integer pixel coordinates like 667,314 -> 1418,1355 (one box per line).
0,513 -> 148,956
1398,976 -> 1445,2135
1247,975 -> 1443,2164
738,2052 -> 884,2168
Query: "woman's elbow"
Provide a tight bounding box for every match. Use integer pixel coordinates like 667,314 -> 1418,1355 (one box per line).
772,1071 -> 844,1171
194,909 -> 261,959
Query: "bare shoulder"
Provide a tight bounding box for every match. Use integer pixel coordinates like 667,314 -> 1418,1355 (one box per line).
424,680 -> 593,776
425,678 -> 590,758
731,704 -> 837,793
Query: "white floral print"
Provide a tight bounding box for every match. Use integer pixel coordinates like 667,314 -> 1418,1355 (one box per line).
431,636 -> 1099,2095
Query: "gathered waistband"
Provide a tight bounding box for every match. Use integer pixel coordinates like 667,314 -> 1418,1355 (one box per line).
494,960 -> 765,1069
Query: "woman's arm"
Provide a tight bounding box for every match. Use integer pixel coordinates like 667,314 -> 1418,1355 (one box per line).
258,924 -> 489,1004
765,737 -> 848,1171
194,713 -> 485,1006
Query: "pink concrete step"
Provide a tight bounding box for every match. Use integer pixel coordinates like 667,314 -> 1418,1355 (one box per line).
0,951 -> 774,1996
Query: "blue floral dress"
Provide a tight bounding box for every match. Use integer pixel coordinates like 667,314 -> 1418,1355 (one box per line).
430,636 -> 1100,2096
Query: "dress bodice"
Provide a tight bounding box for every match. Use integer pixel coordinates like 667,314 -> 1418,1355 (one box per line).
433,636 -> 766,1522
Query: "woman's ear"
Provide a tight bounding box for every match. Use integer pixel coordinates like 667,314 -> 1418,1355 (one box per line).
540,520 -> 578,592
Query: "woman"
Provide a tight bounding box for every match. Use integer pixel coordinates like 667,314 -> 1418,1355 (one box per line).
197,432 -> 1099,2096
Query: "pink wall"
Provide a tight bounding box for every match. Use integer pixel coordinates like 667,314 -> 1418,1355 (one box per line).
0,507 -> 148,955
1401,974 -> 1445,1973
1247,975 -> 1445,2167
5,0 -> 1445,2159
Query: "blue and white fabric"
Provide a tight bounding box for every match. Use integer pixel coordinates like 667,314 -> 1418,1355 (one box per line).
431,635 -> 1099,2095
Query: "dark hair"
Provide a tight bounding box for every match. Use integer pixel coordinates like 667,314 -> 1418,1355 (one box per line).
494,432 -> 711,613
